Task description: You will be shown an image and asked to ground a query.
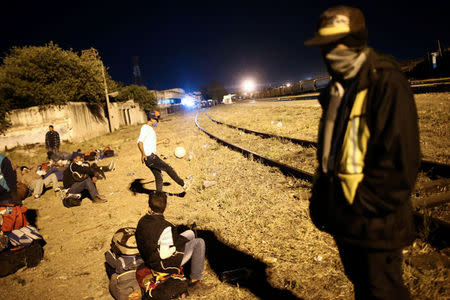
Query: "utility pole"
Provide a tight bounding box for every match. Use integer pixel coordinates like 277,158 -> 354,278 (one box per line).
101,65 -> 113,133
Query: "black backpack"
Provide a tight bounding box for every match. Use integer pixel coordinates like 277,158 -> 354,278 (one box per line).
0,240 -> 45,277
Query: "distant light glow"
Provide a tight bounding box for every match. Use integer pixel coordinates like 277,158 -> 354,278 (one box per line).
182,95 -> 195,107
242,79 -> 256,93
286,82 -> 291,87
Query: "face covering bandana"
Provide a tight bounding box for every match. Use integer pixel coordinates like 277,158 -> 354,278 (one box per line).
325,47 -> 368,80
152,121 -> 158,128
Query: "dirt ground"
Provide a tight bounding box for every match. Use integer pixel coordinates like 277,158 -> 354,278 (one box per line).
1,96 -> 449,299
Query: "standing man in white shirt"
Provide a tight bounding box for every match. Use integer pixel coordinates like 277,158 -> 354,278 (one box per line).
137,110 -> 191,192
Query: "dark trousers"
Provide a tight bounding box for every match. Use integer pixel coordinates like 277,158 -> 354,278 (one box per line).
145,154 -> 184,191
68,178 -> 99,199
336,240 -> 410,300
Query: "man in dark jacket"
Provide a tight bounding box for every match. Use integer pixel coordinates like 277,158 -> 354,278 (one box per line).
135,191 -> 210,293
0,153 -> 20,205
45,125 -> 60,153
305,6 -> 420,299
62,153 -> 106,203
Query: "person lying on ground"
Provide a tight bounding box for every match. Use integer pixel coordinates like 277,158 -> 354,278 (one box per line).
135,191 -> 212,295
47,150 -> 72,162
44,159 -> 115,182
16,165 -> 60,199
62,153 -> 107,203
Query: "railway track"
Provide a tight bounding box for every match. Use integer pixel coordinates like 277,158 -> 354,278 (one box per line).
205,112 -> 450,179
252,77 -> 450,102
195,111 -> 450,248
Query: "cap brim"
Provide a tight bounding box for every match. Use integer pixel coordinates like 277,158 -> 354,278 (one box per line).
304,33 -> 348,46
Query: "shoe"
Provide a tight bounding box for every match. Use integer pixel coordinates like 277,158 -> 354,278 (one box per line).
34,194 -> 40,199
188,280 -> 214,296
183,176 -> 193,192
54,187 -> 61,193
64,193 -> 81,200
92,196 -> 107,203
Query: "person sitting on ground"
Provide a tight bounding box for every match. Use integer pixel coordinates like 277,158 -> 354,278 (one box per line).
135,191 -> 211,296
62,153 -> 107,203
16,165 -> 60,199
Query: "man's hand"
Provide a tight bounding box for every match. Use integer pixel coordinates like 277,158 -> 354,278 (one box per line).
141,154 -> 147,164
92,176 -> 98,183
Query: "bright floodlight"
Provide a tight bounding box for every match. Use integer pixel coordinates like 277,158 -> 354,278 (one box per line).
242,79 -> 256,93
181,95 -> 195,107
286,82 -> 291,87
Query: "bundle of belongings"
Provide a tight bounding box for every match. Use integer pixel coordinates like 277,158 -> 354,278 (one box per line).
0,204 -> 46,277
84,147 -> 115,162
105,227 -> 187,300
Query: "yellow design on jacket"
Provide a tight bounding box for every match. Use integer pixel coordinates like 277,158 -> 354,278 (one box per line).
338,89 -> 370,204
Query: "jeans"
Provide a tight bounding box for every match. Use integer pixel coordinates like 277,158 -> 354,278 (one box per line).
68,178 -> 99,199
145,154 -> 184,191
180,230 -> 205,280
29,173 -> 59,197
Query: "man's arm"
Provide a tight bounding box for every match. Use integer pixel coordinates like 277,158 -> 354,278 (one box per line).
55,132 -> 60,148
138,142 -> 146,164
45,132 -> 50,148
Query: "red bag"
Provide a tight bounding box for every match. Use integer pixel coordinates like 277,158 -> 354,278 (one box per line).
0,205 -> 29,233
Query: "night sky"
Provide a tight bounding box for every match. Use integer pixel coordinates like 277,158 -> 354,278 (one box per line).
1,1 -> 448,93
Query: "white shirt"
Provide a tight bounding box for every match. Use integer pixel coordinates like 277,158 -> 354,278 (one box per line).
137,124 -> 157,156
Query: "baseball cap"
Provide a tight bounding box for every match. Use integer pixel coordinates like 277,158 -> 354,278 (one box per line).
304,6 -> 367,47
147,110 -> 161,121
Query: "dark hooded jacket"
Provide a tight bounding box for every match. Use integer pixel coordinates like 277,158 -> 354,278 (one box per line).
309,48 -> 420,249
135,213 -> 188,274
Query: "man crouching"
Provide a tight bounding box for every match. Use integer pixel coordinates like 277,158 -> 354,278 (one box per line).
135,191 -> 212,297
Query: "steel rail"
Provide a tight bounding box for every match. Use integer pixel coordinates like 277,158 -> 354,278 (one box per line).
195,112 -> 449,247
206,113 -> 450,178
205,112 -> 317,148
195,112 -> 314,182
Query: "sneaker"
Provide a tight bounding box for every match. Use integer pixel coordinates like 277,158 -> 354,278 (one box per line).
64,193 -> 81,200
34,194 -> 40,199
183,176 -> 194,192
92,196 -> 107,203
54,187 -> 61,193
188,280 -> 214,296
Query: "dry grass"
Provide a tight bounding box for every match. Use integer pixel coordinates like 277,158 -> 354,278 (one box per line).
0,93 -> 448,299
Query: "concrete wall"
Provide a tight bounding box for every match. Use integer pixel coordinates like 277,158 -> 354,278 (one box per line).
0,100 -> 147,150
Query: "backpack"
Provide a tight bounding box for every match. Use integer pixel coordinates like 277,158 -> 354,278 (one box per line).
107,228 -> 144,300
0,205 -> 29,233
111,227 -> 140,256
104,149 -> 115,157
105,249 -> 144,274
109,270 -> 142,300
0,240 -> 44,277
136,266 -> 188,300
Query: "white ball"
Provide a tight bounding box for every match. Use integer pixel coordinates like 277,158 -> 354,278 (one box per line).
174,146 -> 186,158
